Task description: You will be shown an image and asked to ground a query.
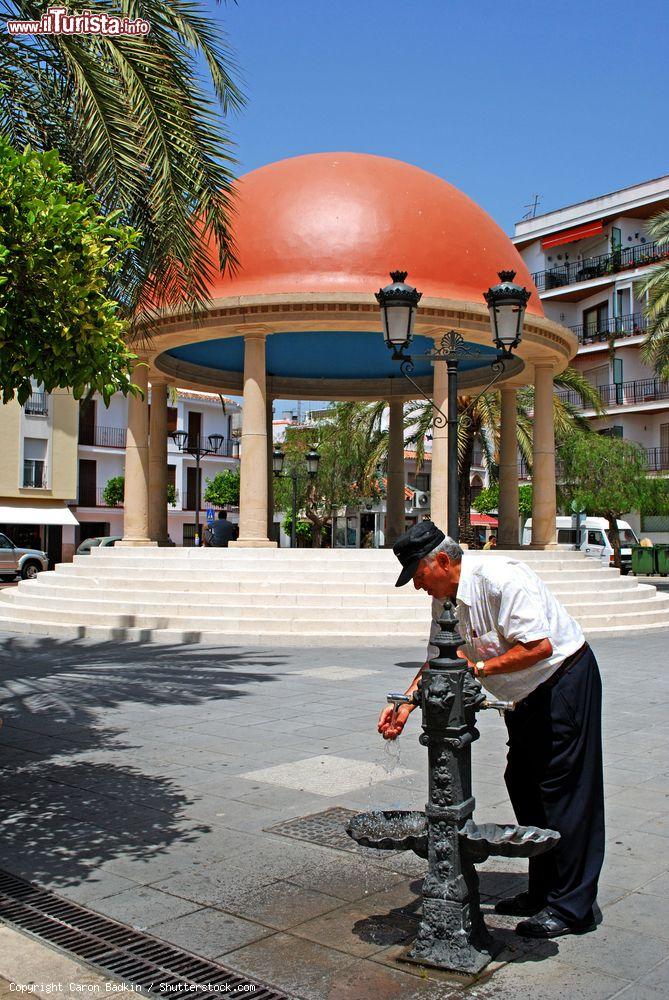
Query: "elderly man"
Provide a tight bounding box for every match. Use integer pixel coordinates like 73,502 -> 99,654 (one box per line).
377,520 -> 604,940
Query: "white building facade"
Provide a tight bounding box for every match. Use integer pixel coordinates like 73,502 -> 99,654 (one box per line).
513,175 -> 669,538
73,388 -> 241,548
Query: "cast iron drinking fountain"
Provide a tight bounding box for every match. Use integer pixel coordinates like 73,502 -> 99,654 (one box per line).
347,600 -> 560,974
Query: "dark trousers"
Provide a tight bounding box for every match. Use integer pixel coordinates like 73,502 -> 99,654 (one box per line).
504,644 -> 605,923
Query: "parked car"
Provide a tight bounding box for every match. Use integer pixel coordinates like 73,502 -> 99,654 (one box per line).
522,516 -> 639,574
76,536 -> 122,555
0,532 -> 49,580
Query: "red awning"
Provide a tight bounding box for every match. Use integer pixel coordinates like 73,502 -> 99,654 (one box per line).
541,220 -> 603,250
471,514 -> 498,526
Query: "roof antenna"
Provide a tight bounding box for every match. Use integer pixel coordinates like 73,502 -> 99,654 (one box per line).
521,194 -> 541,220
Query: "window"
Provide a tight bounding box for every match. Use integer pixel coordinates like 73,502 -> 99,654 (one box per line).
587,530 -> 605,546
23,438 -> 47,488
24,392 -> 48,416
415,473 -> 431,492
0,534 -> 13,550
642,515 -> 669,532
598,426 -> 623,438
661,424 -> 669,451
582,302 -> 609,340
557,528 -> 578,545
584,363 -> 610,388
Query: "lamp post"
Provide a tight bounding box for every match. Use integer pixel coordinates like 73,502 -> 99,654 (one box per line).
272,445 -> 321,548
171,430 -> 226,546
375,270 -> 530,541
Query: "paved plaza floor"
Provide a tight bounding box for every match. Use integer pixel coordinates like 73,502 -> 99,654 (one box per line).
0,629 -> 667,999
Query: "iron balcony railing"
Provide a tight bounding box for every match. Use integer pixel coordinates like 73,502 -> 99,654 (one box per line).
79,425 -> 127,448
518,457 -> 565,480
532,239 -> 669,293
568,312 -> 647,345
78,487 -> 180,507
22,463 -> 47,488
23,392 -> 48,416
645,448 -> 669,472
557,378 -> 669,409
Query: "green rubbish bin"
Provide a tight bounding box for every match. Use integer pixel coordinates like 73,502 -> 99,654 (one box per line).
654,544 -> 669,576
631,545 -> 655,576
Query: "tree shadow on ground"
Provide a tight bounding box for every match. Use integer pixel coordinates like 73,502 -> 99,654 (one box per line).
0,635 -> 287,890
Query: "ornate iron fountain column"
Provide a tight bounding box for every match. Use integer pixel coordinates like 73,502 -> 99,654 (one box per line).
407,599 -> 497,972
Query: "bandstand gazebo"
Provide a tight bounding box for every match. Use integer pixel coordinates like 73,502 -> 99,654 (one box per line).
123,153 -> 577,550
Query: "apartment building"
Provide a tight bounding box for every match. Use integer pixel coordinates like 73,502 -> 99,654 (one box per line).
75,388 -> 241,546
513,175 -> 669,536
0,384 -> 79,563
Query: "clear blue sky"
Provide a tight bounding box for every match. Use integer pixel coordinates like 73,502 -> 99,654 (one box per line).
208,0 -> 668,233
204,0 -> 668,411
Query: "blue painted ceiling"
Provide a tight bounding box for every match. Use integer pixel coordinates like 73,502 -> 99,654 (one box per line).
165,331 -> 499,381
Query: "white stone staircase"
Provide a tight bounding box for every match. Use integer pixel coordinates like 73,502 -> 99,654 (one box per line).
0,547 -> 667,644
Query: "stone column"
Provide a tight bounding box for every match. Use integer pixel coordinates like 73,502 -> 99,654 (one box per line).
148,379 -> 170,545
267,395 -> 275,542
498,385 -> 519,548
531,362 -> 557,549
386,399 -> 406,546
430,362 -> 449,532
119,358 -> 155,545
231,330 -> 276,547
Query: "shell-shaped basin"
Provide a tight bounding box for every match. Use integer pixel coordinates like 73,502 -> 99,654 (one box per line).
460,820 -> 560,861
346,810 -> 428,857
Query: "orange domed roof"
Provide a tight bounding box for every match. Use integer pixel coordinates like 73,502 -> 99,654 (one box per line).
204,152 -> 542,316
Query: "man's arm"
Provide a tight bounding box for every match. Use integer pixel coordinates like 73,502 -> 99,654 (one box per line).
474,637 -> 553,677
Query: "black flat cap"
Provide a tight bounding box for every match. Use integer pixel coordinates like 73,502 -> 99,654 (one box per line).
392,520 -> 445,587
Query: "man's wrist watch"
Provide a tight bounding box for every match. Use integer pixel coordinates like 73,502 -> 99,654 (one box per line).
475,660 -> 486,678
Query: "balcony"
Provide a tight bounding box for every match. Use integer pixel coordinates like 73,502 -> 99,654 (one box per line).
569,312 -> 647,345
557,378 -> 669,410
78,487 -> 180,507
79,425 -> 127,448
22,463 -> 47,488
532,240 -> 669,293
23,392 -> 48,416
645,448 -> 669,472
172,434 -> 239,458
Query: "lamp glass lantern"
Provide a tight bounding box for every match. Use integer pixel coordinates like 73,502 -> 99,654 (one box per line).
305,446 -> 321,477
171,430 -> 189,450
208,433 -> 224,454
484,270 -> 531,354
272,447 -> 285,476
375,271 -> 423,353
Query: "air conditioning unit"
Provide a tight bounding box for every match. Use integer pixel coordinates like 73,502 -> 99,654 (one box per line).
413,490 -> 430,509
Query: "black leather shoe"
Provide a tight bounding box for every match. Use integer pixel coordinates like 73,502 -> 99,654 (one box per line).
494,891 -> 546,917
516,907 -> 596,938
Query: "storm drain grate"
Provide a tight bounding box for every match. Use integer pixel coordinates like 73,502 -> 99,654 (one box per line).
264,806 -> 412,865
0,869 -> 291,999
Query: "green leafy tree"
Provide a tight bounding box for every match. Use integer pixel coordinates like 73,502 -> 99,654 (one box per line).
0,0 -> 244,322
102,475 -> 125,507
274,402 -> 387,547
0,139 -> 140,403
204,468 -> 240,507
281,513 -> 312,545
406,367 -> 603,545
102,475 -> 176,508
472,482 -> 534,518
559,432 -> 648,569
637,209 -> 669,378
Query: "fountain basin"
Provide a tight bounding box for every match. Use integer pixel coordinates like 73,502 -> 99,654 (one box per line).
460,820 -> 560,863
346,811 -> 559,864
346,810 -> 428,857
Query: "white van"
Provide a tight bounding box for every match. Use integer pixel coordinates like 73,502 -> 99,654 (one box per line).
522,516 -> 639,573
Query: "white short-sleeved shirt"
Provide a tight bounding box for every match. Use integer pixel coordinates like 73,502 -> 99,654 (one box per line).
426,556 -> 585,703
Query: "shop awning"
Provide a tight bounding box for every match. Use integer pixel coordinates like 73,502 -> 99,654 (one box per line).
0,503 -> 78,526
471,514 -> 498,526
541,220 -> 604,250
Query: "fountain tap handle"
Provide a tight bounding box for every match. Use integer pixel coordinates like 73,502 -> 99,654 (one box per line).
387,692 -> 419,708
482,698 -> 515,716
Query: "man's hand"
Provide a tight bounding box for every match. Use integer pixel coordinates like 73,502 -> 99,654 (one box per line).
377,703 -> 413,741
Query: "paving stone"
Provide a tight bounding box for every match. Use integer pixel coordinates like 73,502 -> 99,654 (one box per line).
222,931 -> 358,1000
89,884 -> 201,930
286,856 -> 408,902
222,879 -> 346,930
148,906 -> 274,958
553,922 -> 668,982
602,890 -> 669,940
238,754 -> 417,796
470,956 -> 629,1000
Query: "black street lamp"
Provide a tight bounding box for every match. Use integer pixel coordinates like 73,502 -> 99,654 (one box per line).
171,431 -> 227,546
376,270 -> 530,541
273,445 -> 321,548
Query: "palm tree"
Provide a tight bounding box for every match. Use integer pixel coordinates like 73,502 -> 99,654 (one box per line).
405,367 -> 605,544
0,0 -> 244,328
637,210 -> 669,378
